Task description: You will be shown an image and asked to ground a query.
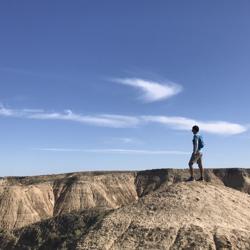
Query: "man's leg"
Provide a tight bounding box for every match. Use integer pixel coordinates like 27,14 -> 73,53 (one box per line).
189,162 -> 194,178
197,154 -> 204,180
188,154 -> 194,179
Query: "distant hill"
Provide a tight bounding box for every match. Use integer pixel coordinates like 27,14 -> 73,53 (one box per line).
0,168 -> 250,249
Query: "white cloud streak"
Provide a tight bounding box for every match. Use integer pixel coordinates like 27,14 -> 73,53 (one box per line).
119,138 -> 137,144
142,116 -> 247,135
29,111 -> 140,128
0,106 -> 140,128
0,106 -> 247,135
35,148 -> 189,155
113,78 -> 182,102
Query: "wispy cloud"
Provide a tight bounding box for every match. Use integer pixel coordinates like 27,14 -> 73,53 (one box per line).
0,106 -> 247,135
113,78 -> 182,102
142,116 -> 247,135
29,111 -> 140,128
0,106 -> 140,128
0,105 -> 44,117
35,148 -> 189,155
0,105 -> 16,116
22,109 -> 44,113
112,137 -> 141,144
119,137 -> 137,143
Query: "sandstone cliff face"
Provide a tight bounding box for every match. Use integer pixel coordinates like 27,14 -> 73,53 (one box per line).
0,168 -> 250,249
53,173 -> 137,216
212,168 -> 250,193
2,180 -> 250,250
135,168 -> 250,197
0,169 -> 249,231
0,183 -> 54,230
0,172 -> 137,230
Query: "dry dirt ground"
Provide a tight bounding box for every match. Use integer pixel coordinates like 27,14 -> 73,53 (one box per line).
76,181 -> 250,250
0,168 -> 249,249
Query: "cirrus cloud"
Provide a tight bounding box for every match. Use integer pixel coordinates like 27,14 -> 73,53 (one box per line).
142,116 -> 247,135
113,78 -> 182,102
35,148 -> 189,155
0,106 -> 140,128
0,106 -> 247,135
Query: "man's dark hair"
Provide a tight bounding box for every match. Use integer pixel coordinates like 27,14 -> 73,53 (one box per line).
192,125 -> 199,132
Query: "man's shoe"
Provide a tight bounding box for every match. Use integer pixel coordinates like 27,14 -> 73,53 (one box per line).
197,177 -> 204,181
187,176 -> 195,182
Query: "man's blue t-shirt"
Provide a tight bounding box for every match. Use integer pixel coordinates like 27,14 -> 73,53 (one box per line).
193,134 -> 203,153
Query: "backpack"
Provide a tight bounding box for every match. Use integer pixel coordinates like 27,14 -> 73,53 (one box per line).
198,135 -> 205,149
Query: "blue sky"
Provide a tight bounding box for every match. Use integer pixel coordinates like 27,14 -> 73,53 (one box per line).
1,1 -> 250,176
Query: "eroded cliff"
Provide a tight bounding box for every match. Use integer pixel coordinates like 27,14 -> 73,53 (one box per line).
0,169 -> 250,231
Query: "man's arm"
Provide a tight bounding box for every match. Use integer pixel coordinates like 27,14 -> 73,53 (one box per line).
193,135 -> 199,154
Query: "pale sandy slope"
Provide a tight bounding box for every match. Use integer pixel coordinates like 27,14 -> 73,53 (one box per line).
77,181 -> 250,250
0,173 -> 137,230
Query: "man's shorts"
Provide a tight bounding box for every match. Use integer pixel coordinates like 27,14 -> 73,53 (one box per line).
189,152 -> 203,165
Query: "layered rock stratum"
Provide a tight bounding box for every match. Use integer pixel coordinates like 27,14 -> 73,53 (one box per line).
0,168 -> 249,249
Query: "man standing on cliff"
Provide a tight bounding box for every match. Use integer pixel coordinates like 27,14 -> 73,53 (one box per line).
187,125 -> 204,181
